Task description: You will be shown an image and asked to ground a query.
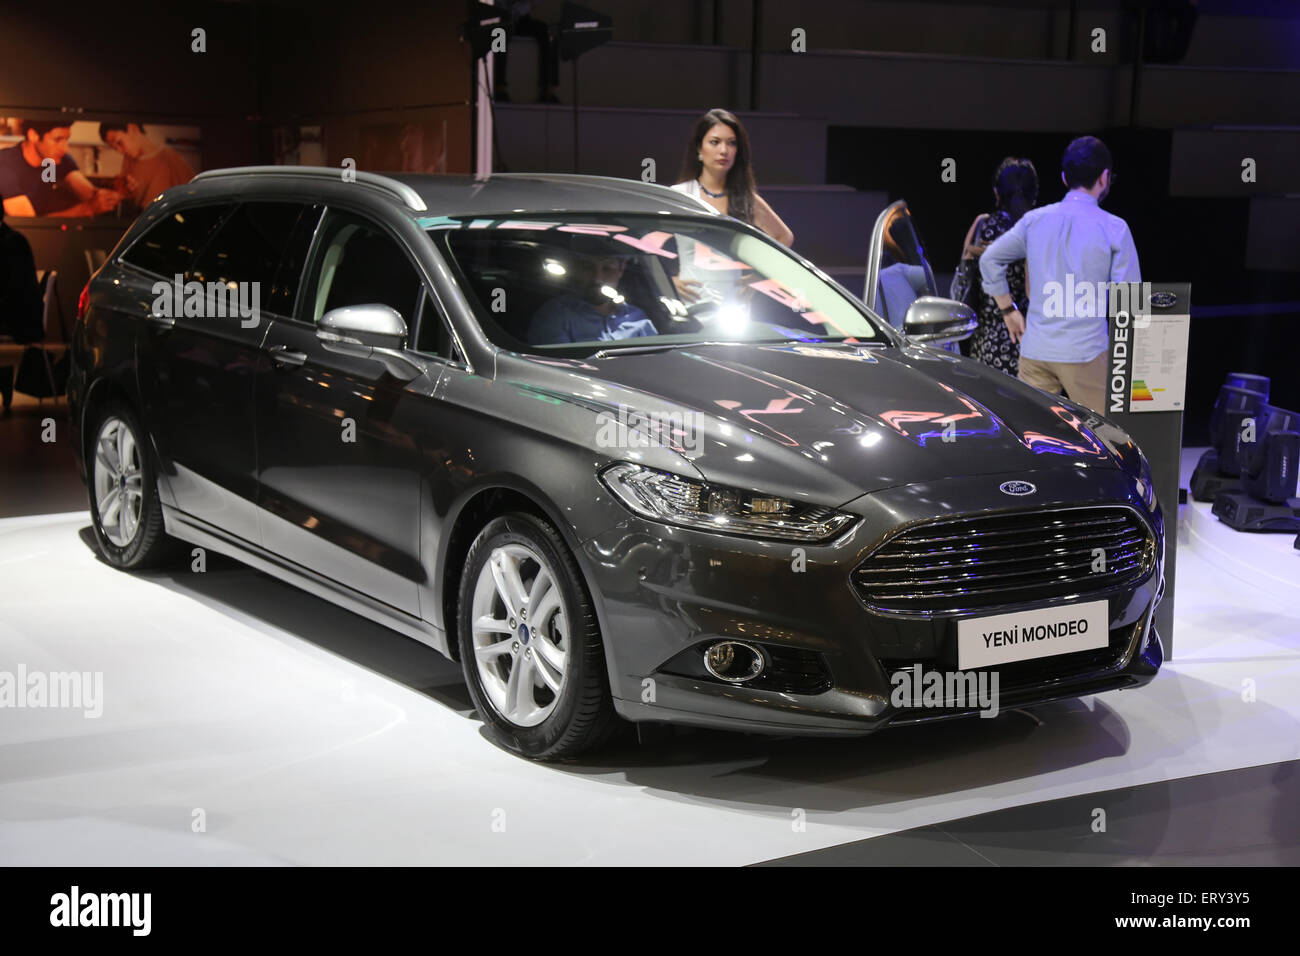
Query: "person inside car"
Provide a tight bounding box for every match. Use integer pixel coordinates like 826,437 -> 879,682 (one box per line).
527,250 -> 657,345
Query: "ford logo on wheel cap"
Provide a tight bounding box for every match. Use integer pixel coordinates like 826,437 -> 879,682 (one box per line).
999,480 -> 1037,496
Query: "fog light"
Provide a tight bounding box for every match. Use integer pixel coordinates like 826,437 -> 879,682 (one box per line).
703,641 -> 765,683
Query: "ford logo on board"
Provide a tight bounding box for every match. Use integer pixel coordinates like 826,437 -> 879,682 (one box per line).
999,480 -> 1037,496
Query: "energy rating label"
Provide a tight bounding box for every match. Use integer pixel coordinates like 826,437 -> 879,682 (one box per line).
1130,312 -> 1191,412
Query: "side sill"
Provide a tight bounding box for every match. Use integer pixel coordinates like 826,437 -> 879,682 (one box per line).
162,504 -> 452,660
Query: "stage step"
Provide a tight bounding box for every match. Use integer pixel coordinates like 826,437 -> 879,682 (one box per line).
491,103 -> 828,186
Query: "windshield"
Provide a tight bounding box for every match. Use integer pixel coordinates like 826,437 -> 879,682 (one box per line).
431,214 -> 892,355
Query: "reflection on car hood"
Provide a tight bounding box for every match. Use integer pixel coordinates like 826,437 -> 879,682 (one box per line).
526,342 -> 1120,506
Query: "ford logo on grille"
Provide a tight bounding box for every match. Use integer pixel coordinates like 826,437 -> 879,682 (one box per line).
999,480 -> 1037,496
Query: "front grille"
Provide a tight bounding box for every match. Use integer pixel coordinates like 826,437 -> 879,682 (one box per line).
852,506 -> 1155,616
760,645 -> 834,694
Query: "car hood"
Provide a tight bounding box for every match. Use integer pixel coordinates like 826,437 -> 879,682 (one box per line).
521,342 -> 1121,507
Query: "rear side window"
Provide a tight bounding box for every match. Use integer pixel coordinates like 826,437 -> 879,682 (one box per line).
120,204 -> 232,277
190,202 -> 316,317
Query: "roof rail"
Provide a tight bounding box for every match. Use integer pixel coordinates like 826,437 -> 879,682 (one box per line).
191,165 -> 427,212
492,171 -> 679,199
490,171 -> 717,214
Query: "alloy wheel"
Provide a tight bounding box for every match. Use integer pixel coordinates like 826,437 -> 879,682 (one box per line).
92,415 -> 144,548
470,543 -> 569,727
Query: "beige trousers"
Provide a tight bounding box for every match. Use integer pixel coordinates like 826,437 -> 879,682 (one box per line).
1017,351 -> 1108,413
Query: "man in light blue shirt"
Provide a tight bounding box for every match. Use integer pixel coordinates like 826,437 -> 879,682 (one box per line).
980,136 -> 1140,413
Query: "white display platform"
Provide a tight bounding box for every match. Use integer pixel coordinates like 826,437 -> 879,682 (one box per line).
1179,447 -> 1300,604
0,452 -> 1296,865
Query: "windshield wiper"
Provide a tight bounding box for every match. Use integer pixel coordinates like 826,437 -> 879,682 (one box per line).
590,340 -> 746,359
590,338 -> 886,359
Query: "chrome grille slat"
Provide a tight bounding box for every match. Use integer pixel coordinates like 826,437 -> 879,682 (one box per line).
863,567 -> 1145,601
857,535 -> 1146,575
853,506 -> 1155,615
859,546 -> 1147,589
873,526 -> 1139,561
897,514 -> 1128,547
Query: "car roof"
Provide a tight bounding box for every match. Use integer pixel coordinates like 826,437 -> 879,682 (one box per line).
189,167 -> 717,219
398,172 -> 717,218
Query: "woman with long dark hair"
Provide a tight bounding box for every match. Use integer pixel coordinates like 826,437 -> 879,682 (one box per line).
669,109 -> 793,307
671,108 -> 792,244
670,108 -> 790,244
951,157 -> 1038,375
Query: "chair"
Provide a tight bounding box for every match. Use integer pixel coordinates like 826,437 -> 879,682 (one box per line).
84,248 -> 108,277
3,270 -> 67,405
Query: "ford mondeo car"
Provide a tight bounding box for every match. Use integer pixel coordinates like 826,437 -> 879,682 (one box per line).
68,167 -> 1164,760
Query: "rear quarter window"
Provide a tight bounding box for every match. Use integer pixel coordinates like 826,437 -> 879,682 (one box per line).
119,204 -> 232,278
189,202 -> 320,317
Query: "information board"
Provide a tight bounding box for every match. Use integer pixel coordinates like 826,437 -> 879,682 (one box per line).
1107,282 -> 1191,658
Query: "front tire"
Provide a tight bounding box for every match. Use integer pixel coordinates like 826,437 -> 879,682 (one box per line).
87,401 -> 175,569
457,512 -> 619,760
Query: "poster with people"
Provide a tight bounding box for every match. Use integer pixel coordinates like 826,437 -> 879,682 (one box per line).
0,117 -> 199,219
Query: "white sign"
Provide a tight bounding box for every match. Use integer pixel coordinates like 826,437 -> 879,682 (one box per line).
957,599 -> 1110,669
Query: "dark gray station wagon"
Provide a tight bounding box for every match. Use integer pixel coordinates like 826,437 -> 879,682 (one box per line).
69,167 -> 1164,760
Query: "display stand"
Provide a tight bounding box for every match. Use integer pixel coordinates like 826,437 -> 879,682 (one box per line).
1106,282 -> 1190,658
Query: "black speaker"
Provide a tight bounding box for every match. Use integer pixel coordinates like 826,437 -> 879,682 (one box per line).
558,2 -> 613,60
463,1 -> 507,61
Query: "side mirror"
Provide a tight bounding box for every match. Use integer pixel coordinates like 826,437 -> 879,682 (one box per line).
903,296 -> 977,346
319,304 -> 407,348
318,304 -> 422,380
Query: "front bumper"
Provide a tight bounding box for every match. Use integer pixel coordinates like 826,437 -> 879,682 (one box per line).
578,466 -> 1165,736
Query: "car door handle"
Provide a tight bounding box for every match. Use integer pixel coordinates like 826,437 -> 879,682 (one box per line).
268,345 -> 307,368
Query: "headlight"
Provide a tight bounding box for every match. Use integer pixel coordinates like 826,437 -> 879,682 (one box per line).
599,463 -> 857,542
1094,421 -> 1157,510
1094,420 -> 1139,464
1134,453 -> 1157,511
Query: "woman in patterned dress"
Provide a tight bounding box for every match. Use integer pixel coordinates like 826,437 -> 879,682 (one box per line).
952,158 -> 1038,376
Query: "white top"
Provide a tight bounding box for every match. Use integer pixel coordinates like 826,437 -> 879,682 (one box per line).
669,179 -> 721,214
668,181 -> 746,304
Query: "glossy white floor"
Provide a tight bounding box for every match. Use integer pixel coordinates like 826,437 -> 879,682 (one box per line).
1,450 -> 1297,865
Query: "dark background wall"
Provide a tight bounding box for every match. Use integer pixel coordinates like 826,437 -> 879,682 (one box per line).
2,2 -> 261,169
1,0 -> 474,332
2,2 -> 265,328
256,1 -> 473,169
2,0 -> 1295,442
490,0 -> 1300,444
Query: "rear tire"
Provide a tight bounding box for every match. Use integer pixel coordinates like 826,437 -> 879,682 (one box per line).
86,401 -> 177,569
457,512 -> 620,760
